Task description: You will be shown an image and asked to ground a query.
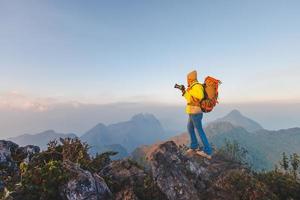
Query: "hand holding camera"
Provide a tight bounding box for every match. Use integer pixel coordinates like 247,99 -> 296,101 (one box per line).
174,84 -> 186,95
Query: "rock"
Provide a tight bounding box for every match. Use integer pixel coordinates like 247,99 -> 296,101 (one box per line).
0,140 -> 18,165
100,159 -> 166,200
100,159 -> 146,199
148,141 -> 250,200
0,140 -> 40,165
114,187 -> 139,200
60,160 -> 112,200
149,141 -> 203,200
0,140 -> 40,198
0,141 -> 19,194
100,159 -> 146,187
15,145 -> 40,164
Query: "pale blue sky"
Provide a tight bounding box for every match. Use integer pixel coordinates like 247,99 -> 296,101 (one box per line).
1,0 -> 300,106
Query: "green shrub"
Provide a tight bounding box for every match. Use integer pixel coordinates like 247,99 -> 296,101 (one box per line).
88,151 -> 117,173
222,170 -> 277,200
17,137 -> 116,199
21,160 -> 69,200
256,170 -> 300,200
216,139 -> 248,165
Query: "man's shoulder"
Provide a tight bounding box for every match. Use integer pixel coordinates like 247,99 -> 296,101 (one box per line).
191,82 -> 203,89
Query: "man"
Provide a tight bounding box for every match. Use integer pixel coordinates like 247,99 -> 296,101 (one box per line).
181,70 -> 212,159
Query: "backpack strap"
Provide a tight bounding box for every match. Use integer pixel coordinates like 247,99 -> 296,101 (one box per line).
187,82 -> 205,107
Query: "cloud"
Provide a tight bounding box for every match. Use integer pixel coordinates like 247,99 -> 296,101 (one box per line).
0,91 -> 60,112
0,90 -> 169,112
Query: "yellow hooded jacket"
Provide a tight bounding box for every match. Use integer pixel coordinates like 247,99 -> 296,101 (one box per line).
183,82 -> 204,114
183,71 -> 204,114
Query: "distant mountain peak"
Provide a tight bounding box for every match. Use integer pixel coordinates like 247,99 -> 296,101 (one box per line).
83,123 -> 108,138
215,109 -> 263,132
81,113 -> 165,153
92,123 -> 107,130
9,130 -> 77,150
131,113 -> 157,122
227,109 -> 242,117
224,109 -> 252,121
40,129 -> 56,135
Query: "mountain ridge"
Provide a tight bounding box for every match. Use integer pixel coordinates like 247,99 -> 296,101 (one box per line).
132,110 -> 300,171
215,109 -> 263,132
9,130 -> 77,150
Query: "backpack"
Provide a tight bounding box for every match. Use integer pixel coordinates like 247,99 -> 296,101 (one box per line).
200,76 -> 221,113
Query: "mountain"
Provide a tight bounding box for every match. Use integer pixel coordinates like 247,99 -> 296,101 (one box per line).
207,122 -> 272,170
80,123 -> 111,146
215,109 -> 263,132
81,113 -> 165,153
132,110 -> 300,171
8,113 -> 164,159
9,130 -> 77,150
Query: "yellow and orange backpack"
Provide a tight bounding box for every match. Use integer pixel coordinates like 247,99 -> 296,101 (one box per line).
200,76 -> 222,113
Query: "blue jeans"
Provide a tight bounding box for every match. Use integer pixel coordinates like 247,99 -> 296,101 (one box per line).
187,113 -> 212,155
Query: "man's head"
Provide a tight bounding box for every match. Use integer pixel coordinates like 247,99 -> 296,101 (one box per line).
187,70 -> 197,86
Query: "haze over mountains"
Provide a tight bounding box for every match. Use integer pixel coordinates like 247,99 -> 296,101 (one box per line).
8,109 -> 300,171
81,113 -> 165,153
215,109 -> 263,132
9,130 -> 76,150
9,113 -> 166,158
1,101 -> 300,138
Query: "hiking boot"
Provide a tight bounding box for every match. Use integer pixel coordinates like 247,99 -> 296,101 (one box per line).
186,148 -> 197,154
196,150 -> 212,160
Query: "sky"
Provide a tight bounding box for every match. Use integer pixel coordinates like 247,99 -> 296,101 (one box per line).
1,0 -> 300,110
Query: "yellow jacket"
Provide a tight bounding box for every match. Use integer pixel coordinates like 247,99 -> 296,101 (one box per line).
183,81 -> 204,114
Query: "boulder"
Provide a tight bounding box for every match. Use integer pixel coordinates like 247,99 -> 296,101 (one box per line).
100,159 -> 166,200
0,141 -> 19,193
100,159 -> 146,199
0,140 -> 40,198
15,145 -> 40,164
148,141 -> 250,200
60,160 -> 112,200
0,140 -> 18,165
149,141 -> 203,200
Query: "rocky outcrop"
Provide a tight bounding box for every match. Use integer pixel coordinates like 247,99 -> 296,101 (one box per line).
147,140 -> 279,200
14,145 -> 40,164
0,140 -> 18,165
0,140 -> 40,165
60,160 -> 112,200
100,159 -> 148,200
100,159 -> 166,200
0,140 -> 19,195
0,140 -> 40,197
1,139 -> 282,200
149,141 -> 204,200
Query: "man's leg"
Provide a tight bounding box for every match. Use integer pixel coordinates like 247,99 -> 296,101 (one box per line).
187,115 -> 198,149
191,113 -> 212,155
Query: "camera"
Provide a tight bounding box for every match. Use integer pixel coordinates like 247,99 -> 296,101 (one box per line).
174,84 -> 185,91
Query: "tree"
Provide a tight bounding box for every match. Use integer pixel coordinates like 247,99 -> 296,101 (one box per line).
280,152 -> 289,171
289,153 -> 300,179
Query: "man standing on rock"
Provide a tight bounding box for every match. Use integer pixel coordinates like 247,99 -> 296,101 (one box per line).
177,70 -> 212,159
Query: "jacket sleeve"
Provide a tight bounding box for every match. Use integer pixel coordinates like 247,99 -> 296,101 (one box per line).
183,84 -> 204,102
